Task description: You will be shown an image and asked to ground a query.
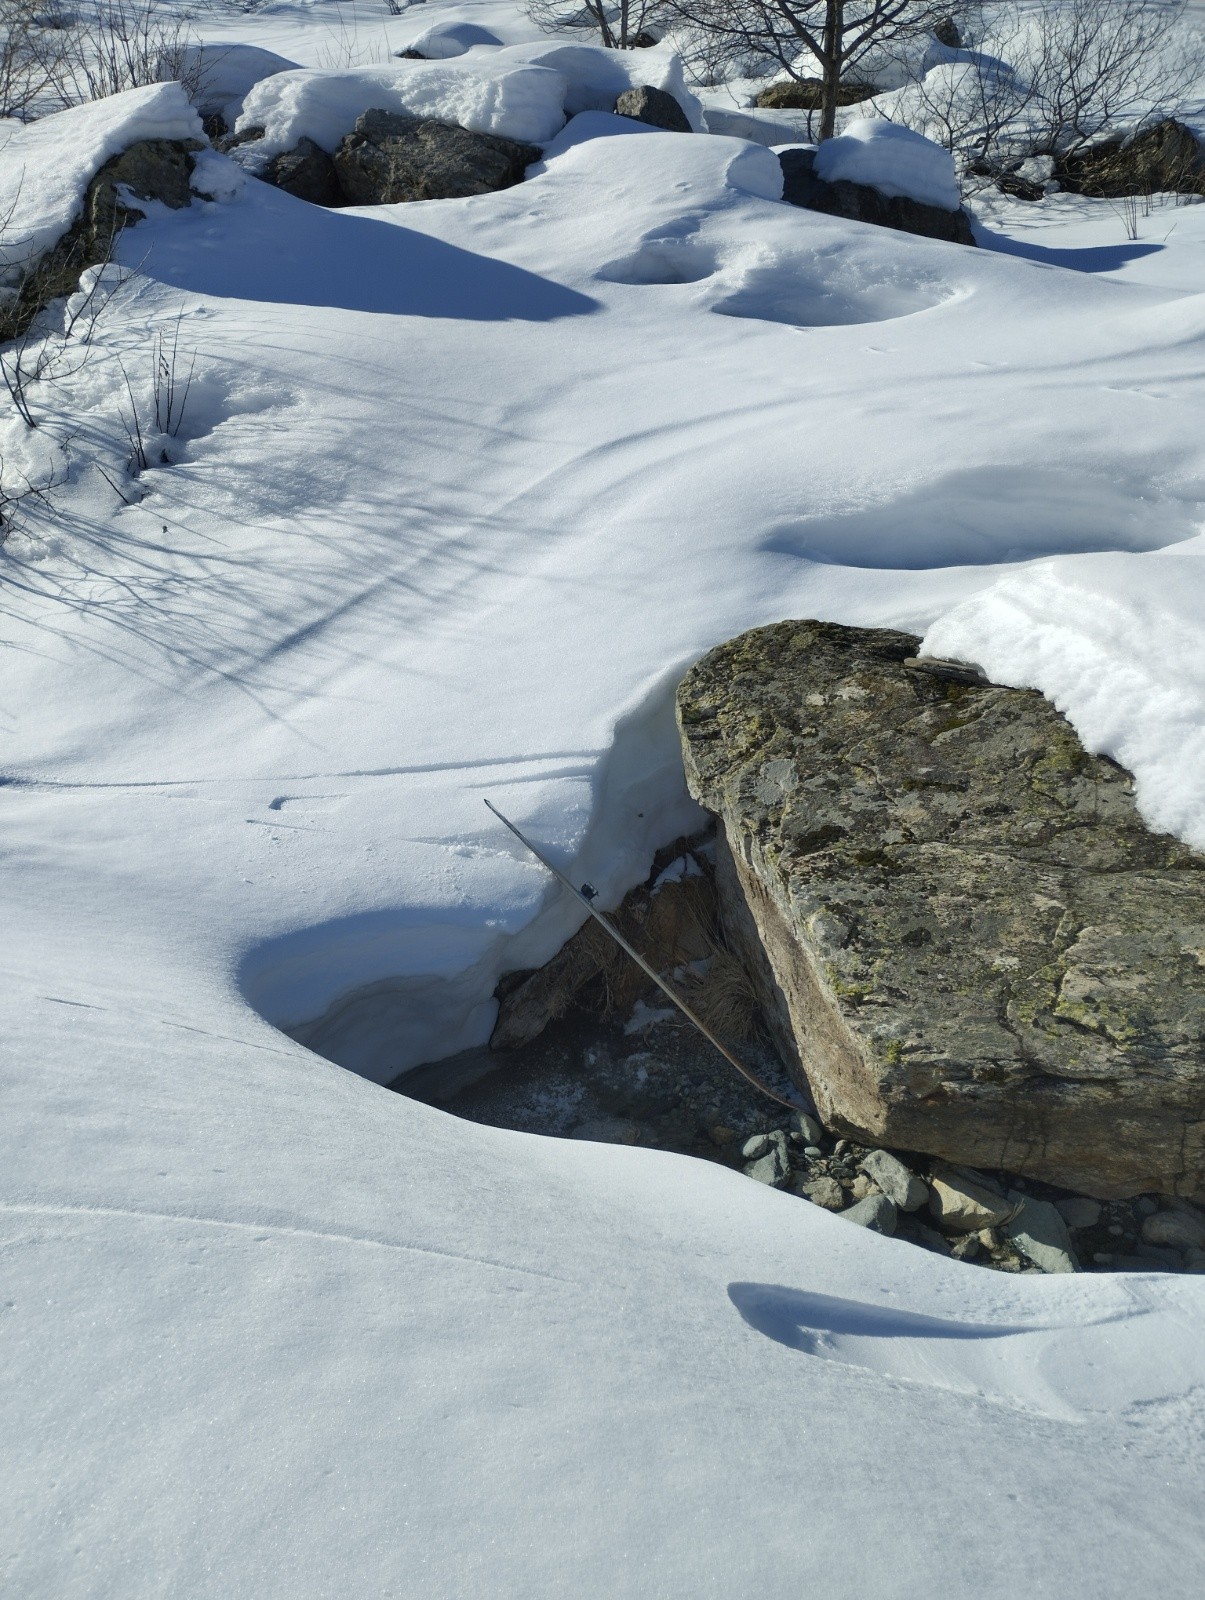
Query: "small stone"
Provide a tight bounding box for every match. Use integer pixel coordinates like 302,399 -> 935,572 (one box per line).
1108,1223 -> 1125,1237
803,1144 -> 823,1159
850,1173 -> 878,1200
1006,1196 -> 1078,1273
833,1139 -> 850,1157
840,1193 -> 898,1235
1093,1252 -> 1113,1265
742,1132 -> 773,1160
710,1125 -> 736,1146
1111,1253 -> 1178,1273
1135,1241 -> 1183,1269
746,1142 -> 791,1186
949,1234 -> 980,1261
570,1118 -> 641,1145
1185,1247 -> 1205,1273
1055,1197 -> 1102,1231
1135,1196 -> 1159,1217
907,1222 -> 951,1255
928,1168 -> 1016,1233
799,1175 -> 844,1211
977,1228 -> 1000,1250
1143,1209 -> 1205,1252
859,1149 -> 929,1212
795,1112 -> 824,1145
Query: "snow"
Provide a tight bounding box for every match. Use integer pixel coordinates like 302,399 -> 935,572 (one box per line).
813,116 -> 962,210
178,41 -> 300,125
406,21 -> 506,59
5,3 -> 1205,1591
0,82 -> 202,280
234,56 -> 569,161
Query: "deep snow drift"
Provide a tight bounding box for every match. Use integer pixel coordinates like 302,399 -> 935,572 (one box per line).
4,8 -> 1205,1595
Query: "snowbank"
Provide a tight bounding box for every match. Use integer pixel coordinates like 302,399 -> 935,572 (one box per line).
924,546 -> 1205,848
494,39 -> 704,131
234,58 -> 568,161
178,41 -> 299,126
404,22 -> 505,60
0,82 -> 202,281
814,116 -> 961,210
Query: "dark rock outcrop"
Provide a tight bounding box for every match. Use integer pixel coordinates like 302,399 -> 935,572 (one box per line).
779,146 -> 976,245
2,139 -> 199,344
676,619 -> 1205,1201
332,108 -> 540,204
266,137 -> 346,206
614,85 -> 692,133
1057,119 -> 1205,198
756,79 -> 876,112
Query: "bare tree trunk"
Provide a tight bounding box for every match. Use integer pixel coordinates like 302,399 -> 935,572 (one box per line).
818,0 -> 845,141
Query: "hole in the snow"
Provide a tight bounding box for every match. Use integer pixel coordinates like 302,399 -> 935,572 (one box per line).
383,829 -> 1168,1278
597,241 -> 716,285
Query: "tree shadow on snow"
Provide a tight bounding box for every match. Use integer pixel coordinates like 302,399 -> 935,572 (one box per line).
126,179 -> 599,322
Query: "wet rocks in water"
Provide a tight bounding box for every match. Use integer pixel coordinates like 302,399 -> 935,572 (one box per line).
676,619 -> 1205,1203
333,109 -> 540,204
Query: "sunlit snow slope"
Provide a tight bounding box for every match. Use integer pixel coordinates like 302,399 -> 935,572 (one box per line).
4,14 -> 1205,1595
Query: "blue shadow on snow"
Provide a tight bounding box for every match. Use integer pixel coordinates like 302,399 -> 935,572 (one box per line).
975,224 -> 1162,274
729,1283 -> 1040,1350
125,176 -> 599,322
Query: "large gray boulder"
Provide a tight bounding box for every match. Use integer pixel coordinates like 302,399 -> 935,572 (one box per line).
676,620 -> 1205,1201
779,146 -> 975,246
266,137 -> 345,207
332,109 -> 540,204
614,85 -> 692,133
1058,119 -> 1205,198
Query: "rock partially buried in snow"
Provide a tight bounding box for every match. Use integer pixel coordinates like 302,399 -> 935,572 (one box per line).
676,620 -> 1205,1201
333,109 -> 541,204
1006,1196 -> 1078,1274
614,86 -> 692,133
266,137 -> 345,206
779,120 -> 974,246
840,1193 -> 897,1234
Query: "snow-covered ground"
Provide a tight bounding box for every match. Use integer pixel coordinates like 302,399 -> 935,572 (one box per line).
4,5 -> 1205,1593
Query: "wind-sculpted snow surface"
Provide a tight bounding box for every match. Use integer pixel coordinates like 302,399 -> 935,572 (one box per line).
4,14 -> 1205,1590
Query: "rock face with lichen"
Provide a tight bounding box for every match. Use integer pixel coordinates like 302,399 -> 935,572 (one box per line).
676,619 -> 1205,1201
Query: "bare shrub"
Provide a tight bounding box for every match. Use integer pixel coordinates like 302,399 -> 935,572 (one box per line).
523,0 -> 666,50
49,0 -> 199,106
894,1 -> 1205,183
661,1 -> 978,139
